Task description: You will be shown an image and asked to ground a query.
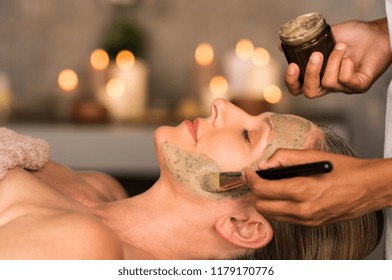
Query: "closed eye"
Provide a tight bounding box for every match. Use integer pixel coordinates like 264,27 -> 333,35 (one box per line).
242,128 -> 250,143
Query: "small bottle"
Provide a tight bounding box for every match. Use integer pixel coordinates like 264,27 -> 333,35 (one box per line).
279,13 -> 336,83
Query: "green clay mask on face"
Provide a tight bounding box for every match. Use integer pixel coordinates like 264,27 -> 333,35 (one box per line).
161,142 -> 248,199
260,113 -> 312,161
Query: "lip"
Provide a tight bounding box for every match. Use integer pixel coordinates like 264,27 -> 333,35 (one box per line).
184,118 -> 199,142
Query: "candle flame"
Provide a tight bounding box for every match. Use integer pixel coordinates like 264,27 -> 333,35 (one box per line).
235,39 -> 254,60
106,78 -> 125,98
116,50 -> 135,70
195,43 -> 214,66
252,48 -> 270,66
264,84 -> 282,104
58,69 -> 78,92
209,75 -> 228,97
90,49 -> 109,70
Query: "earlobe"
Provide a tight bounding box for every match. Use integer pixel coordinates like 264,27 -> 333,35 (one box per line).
215,211 -> 273,249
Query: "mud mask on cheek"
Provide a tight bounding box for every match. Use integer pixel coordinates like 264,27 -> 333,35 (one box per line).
161,142 -> 222,190
261,113 -> 312,161
161,142 -> 250,199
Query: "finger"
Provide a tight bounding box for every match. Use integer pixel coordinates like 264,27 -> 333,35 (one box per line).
302,52 -> 324,98
254,200 -> 329,226
244,168 -> 271,196
284,63 -> 303,96
339,58 -> 372,93
244,168 -> 283,199
258,149 -> 313,170
322,42 -> 347,91
318,87 -> 331,96
254,200 -> 314,224
254,199 -> 294,217
245,168 -> 307,200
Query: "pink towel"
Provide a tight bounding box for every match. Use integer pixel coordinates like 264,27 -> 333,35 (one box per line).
0,127 -> 49,179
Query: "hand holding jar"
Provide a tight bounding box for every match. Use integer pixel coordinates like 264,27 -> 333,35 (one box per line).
279,14 -> 392,98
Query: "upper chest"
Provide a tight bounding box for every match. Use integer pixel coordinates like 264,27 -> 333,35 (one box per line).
0,167 -> 94,227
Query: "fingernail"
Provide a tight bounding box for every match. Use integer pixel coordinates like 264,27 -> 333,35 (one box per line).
287,64 -> 296,75
335,42 -> 345,51
310,53 -> 320,64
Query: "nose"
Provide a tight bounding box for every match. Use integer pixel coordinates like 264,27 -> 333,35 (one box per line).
211,98 -> 228,113
210,98 -> 233,127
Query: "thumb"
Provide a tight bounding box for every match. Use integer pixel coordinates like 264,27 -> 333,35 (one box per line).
243,168 -> 266,195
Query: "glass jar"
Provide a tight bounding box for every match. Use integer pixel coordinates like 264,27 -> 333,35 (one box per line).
279,13 -> 336,83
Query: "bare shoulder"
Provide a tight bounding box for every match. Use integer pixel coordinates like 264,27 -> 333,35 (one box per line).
0,212 -> 124,259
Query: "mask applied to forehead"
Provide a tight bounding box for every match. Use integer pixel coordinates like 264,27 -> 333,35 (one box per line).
261,113 -> 312,161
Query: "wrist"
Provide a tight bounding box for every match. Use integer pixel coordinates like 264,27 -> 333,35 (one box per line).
370,17 -> 388,34
369,17 -> 392,67
368,158 -> 392,208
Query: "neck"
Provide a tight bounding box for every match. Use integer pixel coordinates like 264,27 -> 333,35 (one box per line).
92,178 -> 225,259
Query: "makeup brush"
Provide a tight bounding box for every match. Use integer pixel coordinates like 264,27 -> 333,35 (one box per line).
202,161 -> 333,193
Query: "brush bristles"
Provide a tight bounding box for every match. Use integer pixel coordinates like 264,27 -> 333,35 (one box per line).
219,172 -> 246,191
201,173 -> 221,192
202,172 -> 246,193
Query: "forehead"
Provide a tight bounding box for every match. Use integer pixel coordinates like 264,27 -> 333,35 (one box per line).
270,113 -> 312,142
249,112 -> 311,127
253,112 -> 314,162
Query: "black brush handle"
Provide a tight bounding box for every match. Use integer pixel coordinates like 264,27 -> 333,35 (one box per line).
256,161 -> 333,180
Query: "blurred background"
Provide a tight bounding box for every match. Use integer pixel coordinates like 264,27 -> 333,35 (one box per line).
0,0 -> 389,195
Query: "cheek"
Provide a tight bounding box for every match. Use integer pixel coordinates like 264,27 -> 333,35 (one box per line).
154,126 -> 193,154
197,132 -> 252,171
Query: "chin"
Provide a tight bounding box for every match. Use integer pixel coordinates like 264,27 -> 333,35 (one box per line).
153,126 -> 179,168
153,126 -> 167,162
154,124 -> 173,143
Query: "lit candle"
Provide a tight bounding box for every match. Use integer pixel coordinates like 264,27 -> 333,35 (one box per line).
56,68 -> 78,120
97,50 -> 148,122
263,84 -> 282,104
89,49 -> 110,96
90,49 -> 110,71
223,40 -> 280,101
58,69 -> 78,93
222,39 -> 255,98
193,42 -> 219,111
246,48 -> 280,99
195,42 -> 214,66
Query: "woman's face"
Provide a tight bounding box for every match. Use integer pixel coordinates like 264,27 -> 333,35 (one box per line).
154,99 -> 320,197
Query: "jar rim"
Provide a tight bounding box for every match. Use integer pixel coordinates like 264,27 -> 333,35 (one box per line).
279,12 -> 326,47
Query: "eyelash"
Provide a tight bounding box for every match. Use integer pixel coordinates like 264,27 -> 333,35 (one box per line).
242,128 -> 250,143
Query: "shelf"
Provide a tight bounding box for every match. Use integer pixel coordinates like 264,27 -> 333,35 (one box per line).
9,123 -> 160,176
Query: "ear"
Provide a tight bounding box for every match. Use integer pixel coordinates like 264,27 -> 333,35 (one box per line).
214,209 -> 273,249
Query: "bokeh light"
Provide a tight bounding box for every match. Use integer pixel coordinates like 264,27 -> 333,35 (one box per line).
116,50 -> 136,70
252,47 -> 271,66
264,84 -> 282,104
209,75 -> 228,97
58,69 -> 78,92
195,43 -> 214,66
235,39 -> 254,60
106,78 -> 125,98
90,49 -> 110,71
